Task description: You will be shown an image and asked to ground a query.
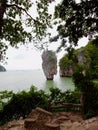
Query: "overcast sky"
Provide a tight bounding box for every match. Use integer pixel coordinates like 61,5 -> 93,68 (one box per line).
3,37 -> 88,70
2,0 -> 88,70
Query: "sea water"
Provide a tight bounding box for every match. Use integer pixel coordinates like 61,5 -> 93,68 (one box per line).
0,70 -> 74,92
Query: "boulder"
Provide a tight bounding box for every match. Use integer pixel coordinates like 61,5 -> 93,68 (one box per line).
24,107 -> 53,130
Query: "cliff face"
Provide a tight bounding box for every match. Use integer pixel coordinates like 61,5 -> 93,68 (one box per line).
0,65 -> 6,72
42,50 -> 57,80
77,49 -> 86,65
59,48 -> 90,77
59,65 -> 74,77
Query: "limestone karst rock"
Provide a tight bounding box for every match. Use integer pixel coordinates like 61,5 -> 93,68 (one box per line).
42,50 -> 57,80
59,64 -> 74,77
0,65 -> 6,72
77,49 -> 86,65
59,50 -> 87,77
59,47 -> 91,77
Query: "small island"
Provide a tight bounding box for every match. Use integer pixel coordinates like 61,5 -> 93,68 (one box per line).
0,65 -> 6,72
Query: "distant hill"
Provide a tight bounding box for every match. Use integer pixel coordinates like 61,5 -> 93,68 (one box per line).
0,65 -> 6,72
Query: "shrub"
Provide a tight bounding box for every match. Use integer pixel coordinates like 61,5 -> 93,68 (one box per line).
0,86 -> 48,123
49,87 -> 80,106
73,65 -> 98,119
0,86 -> 81,124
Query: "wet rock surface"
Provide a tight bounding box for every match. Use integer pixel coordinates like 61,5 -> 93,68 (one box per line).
1,108 -> 98,130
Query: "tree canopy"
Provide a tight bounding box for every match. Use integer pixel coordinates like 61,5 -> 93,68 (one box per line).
0,0 -> 98,61
0,0 -> 53,61
52,0 -> 98,50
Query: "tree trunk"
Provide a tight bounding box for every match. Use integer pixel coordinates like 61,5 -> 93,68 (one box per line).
80,92 -> 85,118
0,0 -> 7,36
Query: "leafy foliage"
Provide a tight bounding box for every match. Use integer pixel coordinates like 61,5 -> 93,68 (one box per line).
59,52 -> 75,71
53,0 -> 98,50
73,65 -> 98,119
59,38 -> 98,79
0,86 -> 80,124
85,38 -> 98,78
0,90 -> 13,110
59,48 -> 80,75
49,87 -> 80,105
0,86 -> 48,124
0,0 -> 53,60
59,38 -> 98,118
34,0 -> 52,39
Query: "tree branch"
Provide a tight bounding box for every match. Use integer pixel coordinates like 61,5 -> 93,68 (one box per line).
6,4 -> 36,22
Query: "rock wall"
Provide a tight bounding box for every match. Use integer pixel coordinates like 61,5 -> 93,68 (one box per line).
42,50 -> 57,80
